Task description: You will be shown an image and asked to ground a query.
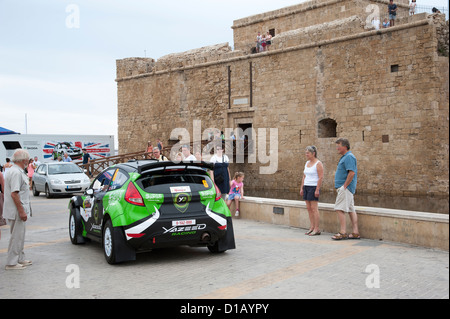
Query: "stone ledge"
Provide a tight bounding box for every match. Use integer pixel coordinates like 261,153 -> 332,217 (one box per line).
238,196 -> 449,250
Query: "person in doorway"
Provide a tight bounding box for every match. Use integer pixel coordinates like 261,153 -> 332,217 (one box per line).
3,149 -> 32,270
331,138 -> 360,240
300,146 -> 324,236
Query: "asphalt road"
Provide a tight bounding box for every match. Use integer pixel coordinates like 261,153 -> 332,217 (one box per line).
0,194 -> 448,299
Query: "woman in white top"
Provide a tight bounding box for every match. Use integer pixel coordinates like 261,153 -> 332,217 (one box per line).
300,146 -> 324,236
210,145 -> 231,199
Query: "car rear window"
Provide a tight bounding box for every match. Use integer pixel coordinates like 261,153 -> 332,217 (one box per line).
136,169 -> 213,193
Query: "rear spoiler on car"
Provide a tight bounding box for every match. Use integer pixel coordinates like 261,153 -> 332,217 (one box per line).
137,161 -> 214,174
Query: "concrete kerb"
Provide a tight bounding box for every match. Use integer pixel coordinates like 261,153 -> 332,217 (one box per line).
238,196 -> 449,251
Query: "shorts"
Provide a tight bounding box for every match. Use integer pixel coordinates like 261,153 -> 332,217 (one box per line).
334,186 -> 356,213
389,14 -> 396,20
228,193 -> 241,201
303,185 -> 319,201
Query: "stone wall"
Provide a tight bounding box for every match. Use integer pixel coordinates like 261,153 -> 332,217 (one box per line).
116,1 -> 449,197
231,0 -> 410,53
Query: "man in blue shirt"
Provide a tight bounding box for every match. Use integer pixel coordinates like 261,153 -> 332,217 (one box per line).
62,153 -> 72,162
332,138 -> 360,240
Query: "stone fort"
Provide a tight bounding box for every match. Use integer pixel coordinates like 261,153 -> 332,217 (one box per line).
116,0 -> 449,197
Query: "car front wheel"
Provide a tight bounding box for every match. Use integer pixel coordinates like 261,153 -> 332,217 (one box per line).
69,207 -> 86,245
32,183 -> 40,196
45,184 -> 53,198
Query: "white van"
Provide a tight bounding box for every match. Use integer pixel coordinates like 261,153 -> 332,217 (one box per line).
0,134 -> 114,165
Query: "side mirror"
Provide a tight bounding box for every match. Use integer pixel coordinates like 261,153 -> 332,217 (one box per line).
39,171 -> 46,175
86,189 -> 94,196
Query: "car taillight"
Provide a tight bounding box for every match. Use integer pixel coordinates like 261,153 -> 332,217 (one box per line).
214,183 -> 221,201
125,182 -> 145,206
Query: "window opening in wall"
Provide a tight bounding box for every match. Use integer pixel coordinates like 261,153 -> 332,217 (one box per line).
269,28 -> 275,37
318,118 -> 337,138
391,64 -> 399,72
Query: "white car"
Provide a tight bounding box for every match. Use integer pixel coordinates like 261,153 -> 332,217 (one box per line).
32,162 -> 91,198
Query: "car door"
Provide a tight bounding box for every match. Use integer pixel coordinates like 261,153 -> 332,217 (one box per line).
35,164 -> 47,191
85,168 -> 115,237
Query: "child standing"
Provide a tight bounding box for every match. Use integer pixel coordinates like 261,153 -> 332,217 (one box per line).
227,172 -> 245,217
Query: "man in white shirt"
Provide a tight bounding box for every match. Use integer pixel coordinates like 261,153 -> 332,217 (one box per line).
3,149 -> 32,270
33,156 -> 41,168
181,145 -> 197,161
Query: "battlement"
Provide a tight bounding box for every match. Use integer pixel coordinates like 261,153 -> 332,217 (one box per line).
232,0 -> 410,52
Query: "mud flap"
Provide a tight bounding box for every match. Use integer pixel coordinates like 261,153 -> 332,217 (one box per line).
217,217 -> 236,252
113,227 -> 136,263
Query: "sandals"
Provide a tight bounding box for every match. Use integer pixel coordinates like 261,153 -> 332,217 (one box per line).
331,232 -> 348,240
309,231 -> 321,236
332,232 -> 361,240
348,233 -> 361,240
305,229 -> 313,235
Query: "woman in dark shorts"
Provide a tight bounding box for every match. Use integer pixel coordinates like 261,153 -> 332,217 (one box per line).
300,146 -> 324,236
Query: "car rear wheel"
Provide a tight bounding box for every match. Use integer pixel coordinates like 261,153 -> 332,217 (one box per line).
207,241 -> 226,253
103,219 -> 117,264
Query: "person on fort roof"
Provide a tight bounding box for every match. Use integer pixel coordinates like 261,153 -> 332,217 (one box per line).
388,0 -> 398,27
409,0 -> 416,15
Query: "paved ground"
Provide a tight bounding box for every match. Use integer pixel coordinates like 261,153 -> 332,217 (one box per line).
0,195 -> 448,299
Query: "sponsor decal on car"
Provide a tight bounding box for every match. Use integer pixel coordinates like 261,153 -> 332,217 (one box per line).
170,186 -> 191,193
173,192 -> 191,213
162,224 -> 206,236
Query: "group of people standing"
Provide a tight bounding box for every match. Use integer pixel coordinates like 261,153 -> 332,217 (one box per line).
256,31 -> 272,53
300,138 -> 360,240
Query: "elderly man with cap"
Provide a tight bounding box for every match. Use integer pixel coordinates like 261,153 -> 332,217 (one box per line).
3,149 -> 33,270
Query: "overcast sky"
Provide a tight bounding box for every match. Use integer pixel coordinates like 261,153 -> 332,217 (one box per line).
0,0 -> 447,149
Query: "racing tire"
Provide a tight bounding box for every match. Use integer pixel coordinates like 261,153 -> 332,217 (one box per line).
69,207 -> 86,245
32,183 -> 40,197
207,242 -> 226,254
103,219 -> 118,265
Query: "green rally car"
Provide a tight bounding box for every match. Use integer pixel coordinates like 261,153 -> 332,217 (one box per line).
68,160 -> 236,264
